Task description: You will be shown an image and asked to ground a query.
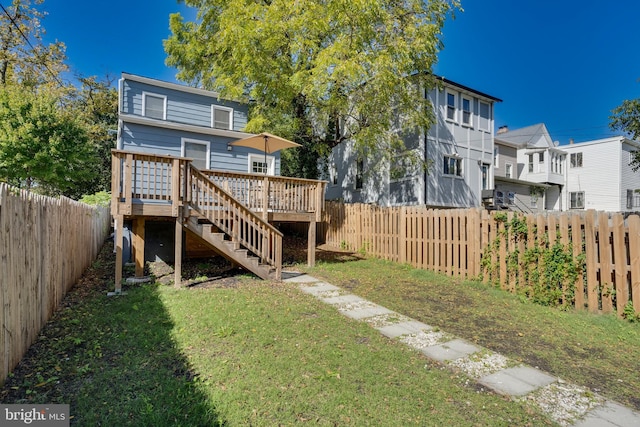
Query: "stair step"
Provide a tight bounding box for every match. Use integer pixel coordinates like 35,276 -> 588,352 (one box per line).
224,240 -> 240,251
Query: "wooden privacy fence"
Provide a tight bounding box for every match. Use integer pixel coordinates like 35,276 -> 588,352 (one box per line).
319,201 -> 640,318
0,183 -> 111,385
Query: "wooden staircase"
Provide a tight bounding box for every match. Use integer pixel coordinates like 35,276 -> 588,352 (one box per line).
111,150 -> 326,288
184,166 -> 283,280
182,215 -> 276,280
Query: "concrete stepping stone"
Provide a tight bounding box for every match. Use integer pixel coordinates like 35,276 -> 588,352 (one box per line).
574,401 -> 640,427
284,274 -> 321,283
421,338 -> 479,362
479,366 -> 557,397
298,282 -> 341,296
376,320 -> 433,339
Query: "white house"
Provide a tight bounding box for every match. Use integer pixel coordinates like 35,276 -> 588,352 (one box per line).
492,123 -> 566,212
324,77 -> 501,208
562,136 -> 640,212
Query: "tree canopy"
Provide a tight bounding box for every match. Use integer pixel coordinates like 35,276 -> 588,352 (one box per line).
165,0 -> 460,178
0,0 -> 118,198
610,98 -> 640,171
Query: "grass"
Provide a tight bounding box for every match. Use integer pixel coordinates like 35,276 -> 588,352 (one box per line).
0,244 -> 555,426
298,253 -> 640,412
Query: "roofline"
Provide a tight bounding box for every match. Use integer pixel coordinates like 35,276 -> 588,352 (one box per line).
561,135 -> 640,149
435,75 -> 502,103
121,72 -> 244,102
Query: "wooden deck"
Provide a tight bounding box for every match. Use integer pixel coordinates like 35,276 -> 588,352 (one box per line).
111,150 -> 326,289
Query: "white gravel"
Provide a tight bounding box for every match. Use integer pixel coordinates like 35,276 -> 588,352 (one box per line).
520,381 -> 604,426
363,313 -> 412,328
336,300 -> 377,311
449,352 -> 510,379
399,330 -> 448,349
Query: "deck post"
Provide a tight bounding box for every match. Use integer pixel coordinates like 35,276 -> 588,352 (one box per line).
263,176 -> 269,221
174,217 -> 183,287
132,217 -> 146,277
308,219 -> 316,267
114,215 -> 124,293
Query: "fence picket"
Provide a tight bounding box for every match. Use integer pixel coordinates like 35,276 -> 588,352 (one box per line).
319,201 -> 640,319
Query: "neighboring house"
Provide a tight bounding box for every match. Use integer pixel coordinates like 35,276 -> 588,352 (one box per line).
562,136 -> 640,212
491,123 -> 566,212
112,73 -> 325,286
324,77 -> 501,208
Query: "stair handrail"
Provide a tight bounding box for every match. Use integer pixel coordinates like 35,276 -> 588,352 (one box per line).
186,164 -> 283,278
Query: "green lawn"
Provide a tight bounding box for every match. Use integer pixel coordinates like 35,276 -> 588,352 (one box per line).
1,245 -> 554,426
298,251 -> 640,413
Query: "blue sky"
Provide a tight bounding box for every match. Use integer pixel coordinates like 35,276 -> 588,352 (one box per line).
37,0 -> 640,145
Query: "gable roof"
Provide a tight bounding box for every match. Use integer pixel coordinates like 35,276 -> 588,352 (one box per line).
495,123 -> 553,148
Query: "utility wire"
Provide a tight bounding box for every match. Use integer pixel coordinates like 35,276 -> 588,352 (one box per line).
0,1 -> 64,87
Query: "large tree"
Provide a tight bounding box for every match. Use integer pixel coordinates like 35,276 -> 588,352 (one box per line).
0,84 -> 96,195
165,0 -> 460,178
610,98 -> 640,171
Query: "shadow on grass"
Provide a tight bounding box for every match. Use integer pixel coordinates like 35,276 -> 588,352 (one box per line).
0,244 -> 223,426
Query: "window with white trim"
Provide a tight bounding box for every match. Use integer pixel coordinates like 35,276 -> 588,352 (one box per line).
570,191 -> 584,209
212,106 -> 233,130
446,92 -> 456,122
479,101 -> 490,131
493,147 -> 498,168
570,152 -> 583,168
248,153 -> 274,175
538,152 -> 545,173
443,155 -> 462,177
528,154 -> 534,173
143,92 -> 166,120
330,163 -> 338,186
181,138 -> 210,170
531,194 -> 538,208
481,163 -> 490,190
505,162 -> 513,179
461,96 -> 472,126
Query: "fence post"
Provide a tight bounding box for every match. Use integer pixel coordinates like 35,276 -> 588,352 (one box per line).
584,210 -> 599,313
627,215 -> 640,314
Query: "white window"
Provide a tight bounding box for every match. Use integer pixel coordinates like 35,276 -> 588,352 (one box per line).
181,138 -> 210,170
461,96 -> 472,126
538,152 -> 545,173
570,152 -> 583,168
212,105 -> 233,130
493,147 -> 498,168
446,92 -> 456,122
528,154 -> 534,173
531,194 -> 538,208
570,191 -> 585,209
627,189 -> 634,209
142,92 -> 166,120
479,101 -> 490,131
248,153 -> 274,175
443,155 -> 462,177
505,162 -> 513,179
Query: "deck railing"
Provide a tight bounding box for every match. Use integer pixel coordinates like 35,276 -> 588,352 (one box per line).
188,166 -> 282,277
112,150 -> 326,221
111,150 -> 188,217
202,170 -> 326,221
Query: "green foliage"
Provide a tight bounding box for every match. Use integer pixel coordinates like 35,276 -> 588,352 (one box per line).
79,191 -> 111,207
622,301 -> 640,323
610,98 -> 640,171
0,85 -> 97,196
480,213 -> 582,309
165,0 -> 461,178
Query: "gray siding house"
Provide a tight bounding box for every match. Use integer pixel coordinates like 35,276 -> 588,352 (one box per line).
118,72 -> 282,175
112,73 -> 326,285
323,77 -> 501,208
492,123 -> 566,212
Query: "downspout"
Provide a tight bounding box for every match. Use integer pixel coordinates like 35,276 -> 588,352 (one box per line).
117,77 -> 124,150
